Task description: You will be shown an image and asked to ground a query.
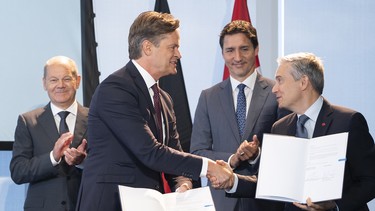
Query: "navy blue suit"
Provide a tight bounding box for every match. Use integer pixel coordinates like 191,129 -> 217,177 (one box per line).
76,61 -> 202,211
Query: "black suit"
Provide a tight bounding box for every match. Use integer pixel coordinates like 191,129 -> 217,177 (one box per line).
235,98 -> 375,211
10,103 -> 88,211
76,61 -> 202,211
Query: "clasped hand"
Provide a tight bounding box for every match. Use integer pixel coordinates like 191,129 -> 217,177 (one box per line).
207,160 -> 234,190
52,132 -> 87,165
64,138 -> 87,165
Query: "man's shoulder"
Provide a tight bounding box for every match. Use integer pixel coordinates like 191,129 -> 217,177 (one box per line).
77,103 -> 89,115
273,112 -> 295,128
322,99 -> 358,120
203,79 -> 229,93
21,104 -> 49,118
256,74 -> 276,87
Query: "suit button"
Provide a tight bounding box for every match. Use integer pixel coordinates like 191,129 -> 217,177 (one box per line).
155,185 -> 160,190
61,201 -> 66,205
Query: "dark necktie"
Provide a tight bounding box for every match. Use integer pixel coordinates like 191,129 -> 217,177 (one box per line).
151,84 -> 163,143
58,111 -> 70,135
295,114 -> 309,138
236,84 -> 246,137
151,83 -> 171,193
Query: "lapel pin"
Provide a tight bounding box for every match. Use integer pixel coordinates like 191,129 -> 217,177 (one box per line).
322,123 -> 326,127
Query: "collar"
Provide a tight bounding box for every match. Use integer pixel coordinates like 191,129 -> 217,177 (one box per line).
229,70 -> 257,91
51,101 -> 78,117
300,96 -> 324,122
132,60 -> 157,89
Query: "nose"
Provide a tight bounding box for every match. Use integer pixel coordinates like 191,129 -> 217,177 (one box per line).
57,79 -> 66,87
234,49 -> 241,61
272,83 -> 278,94
175,48 -> 182,59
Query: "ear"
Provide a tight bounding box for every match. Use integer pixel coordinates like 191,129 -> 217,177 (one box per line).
75,75 -> 81,89
141,40 -> 153,56
42,77 -> 47,91
254,46 -> 259,56
300,75 -> 309,91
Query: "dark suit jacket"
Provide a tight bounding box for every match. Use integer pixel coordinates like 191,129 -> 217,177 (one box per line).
190,73 -> 285,211
236,98 -> 375,211
76,61 -> 202,211
10,103 -> 88,211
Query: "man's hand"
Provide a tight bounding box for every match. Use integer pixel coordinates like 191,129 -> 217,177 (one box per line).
293,198 -> 336,210
208,160 -> 234,189
175,176 -> 193,193
175,183 -> 191,193
64,139 -> 87,166
230,135 -> 260,168
52,132 -> 73,162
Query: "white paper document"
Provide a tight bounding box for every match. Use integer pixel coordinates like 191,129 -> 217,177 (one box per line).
118,185 -> 215,211
256,132 -> 348,203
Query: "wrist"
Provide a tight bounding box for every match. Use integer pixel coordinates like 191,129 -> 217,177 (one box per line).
229,154 -> 240,169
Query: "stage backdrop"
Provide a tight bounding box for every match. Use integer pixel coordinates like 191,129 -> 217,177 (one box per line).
1,0 -> 375,210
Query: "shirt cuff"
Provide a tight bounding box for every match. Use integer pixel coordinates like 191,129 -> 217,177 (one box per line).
248,147 -> 261,165
50,151 -> 61,166
200,157 -> 209,177
225,173 -> 239,193
228,154 -> 236,169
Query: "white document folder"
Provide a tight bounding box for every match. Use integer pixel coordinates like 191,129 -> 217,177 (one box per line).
256,132 -> 348,203
118,185 -> 215,211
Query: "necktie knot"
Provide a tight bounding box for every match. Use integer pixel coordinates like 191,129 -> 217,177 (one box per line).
296,114 -> 309,138
236,84 -> 247,137
298,114 -> 309,125
58,111 -> 70,135
238,83 -> 246,93
151,83 -> 160,96
58,111 -> 70,119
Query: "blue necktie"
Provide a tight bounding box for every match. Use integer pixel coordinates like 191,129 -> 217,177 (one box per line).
236,84 -> 246,137
295,114 -> 309,138
58,111 -> 70,135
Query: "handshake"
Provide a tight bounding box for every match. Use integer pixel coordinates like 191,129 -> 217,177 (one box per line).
206,135 -> 260,190
206,160 -> 235,190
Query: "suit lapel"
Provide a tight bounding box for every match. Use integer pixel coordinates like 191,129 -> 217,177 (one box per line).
243,75 -> 270,139
71,104 -> 88,148
128,62 -> 154,112
39,104 -> 60,145
219,79 -> 242,144
313,99 -> 333,137
127,62 -> 159,141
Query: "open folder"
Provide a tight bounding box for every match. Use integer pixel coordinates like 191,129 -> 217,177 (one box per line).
118,185 -> 215,211
256,132 -> 348,203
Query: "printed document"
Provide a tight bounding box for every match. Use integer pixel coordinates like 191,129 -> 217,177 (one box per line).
118,185 -> 215,211
256,132 -> 348,203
